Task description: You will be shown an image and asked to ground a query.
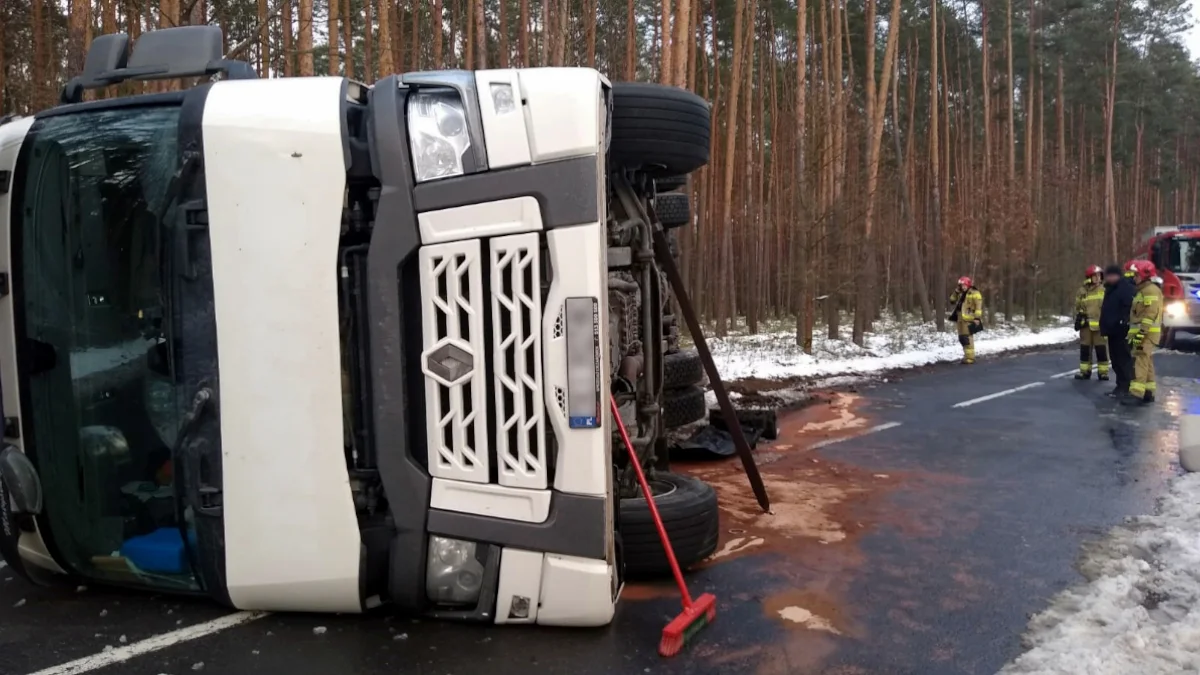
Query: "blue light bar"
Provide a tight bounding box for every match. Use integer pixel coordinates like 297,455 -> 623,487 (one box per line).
1176,224 -> 1200,231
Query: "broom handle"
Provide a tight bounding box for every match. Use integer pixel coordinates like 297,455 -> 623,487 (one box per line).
610,396 -> 694,607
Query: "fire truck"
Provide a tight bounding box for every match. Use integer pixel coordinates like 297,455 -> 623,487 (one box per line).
1134,224 -> 1200,348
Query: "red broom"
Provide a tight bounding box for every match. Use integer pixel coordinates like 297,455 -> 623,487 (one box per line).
609,396 -> 717,657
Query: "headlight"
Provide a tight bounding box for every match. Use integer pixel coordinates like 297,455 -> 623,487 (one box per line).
1167,301 -> 1187,319
425,536 -> 485,606
407,89 -> 472,183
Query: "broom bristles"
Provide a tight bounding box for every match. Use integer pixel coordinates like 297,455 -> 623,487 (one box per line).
658,593 -> 717,657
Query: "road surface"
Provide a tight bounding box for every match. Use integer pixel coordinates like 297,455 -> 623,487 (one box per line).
1,344 -> 1194,675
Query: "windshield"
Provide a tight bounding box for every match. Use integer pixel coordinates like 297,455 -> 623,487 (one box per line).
1165,236 -> 1200,274
14,106 -> 198,590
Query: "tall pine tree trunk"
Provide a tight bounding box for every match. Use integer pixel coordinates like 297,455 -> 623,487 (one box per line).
328,0 -> 340,74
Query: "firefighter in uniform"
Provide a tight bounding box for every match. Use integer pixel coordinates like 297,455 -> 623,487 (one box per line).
949,276 -> 984,364
1126,260 -> 1164,405
1074,265 -> 1109,380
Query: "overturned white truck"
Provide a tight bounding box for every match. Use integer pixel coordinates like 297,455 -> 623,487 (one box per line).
0,25 -> 719,626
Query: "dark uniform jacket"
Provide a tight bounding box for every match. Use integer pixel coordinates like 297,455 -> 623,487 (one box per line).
1100,276 -> 1136,338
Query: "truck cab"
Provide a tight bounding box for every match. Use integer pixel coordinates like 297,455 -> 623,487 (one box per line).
1140,224 -> 1200,346
0,25 -> 717,626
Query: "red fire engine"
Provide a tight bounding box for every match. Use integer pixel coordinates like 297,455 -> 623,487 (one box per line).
1134,224 -> 1200,347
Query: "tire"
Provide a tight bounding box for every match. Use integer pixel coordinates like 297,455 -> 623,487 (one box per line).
611,82 -> 711,177
656,192 -> 690,228
1162,328 -> 1177,350
619,472 -> 719,577
663,385 -> 707,429
655,174 -> 688,192
663,349 -> 704,388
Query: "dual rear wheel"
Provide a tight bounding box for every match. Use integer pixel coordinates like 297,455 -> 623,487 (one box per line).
609,82 -> 718,576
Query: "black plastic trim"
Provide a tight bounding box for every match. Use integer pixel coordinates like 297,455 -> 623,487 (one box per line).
171,83 -> 232,607
411,157 -> 600,229
366,76 -> 431,613
427,492 -> 608,560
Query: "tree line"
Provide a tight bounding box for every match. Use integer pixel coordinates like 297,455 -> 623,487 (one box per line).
2,0 -> 1198,348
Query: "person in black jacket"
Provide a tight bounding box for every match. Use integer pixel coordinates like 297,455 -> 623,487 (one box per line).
1100,264 -> 1136,397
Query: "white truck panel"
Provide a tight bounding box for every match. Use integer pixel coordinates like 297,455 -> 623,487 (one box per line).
203,77 -> 362,613
518,69 -> 606,164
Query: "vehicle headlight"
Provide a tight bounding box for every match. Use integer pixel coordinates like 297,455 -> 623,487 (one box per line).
407,89 -> 472,183
425,536 -> 485,606
1167,301 -> 1187,319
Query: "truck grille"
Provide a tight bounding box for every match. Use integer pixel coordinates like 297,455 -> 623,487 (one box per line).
419,236 -> 549,490
419,241 -> 490,483
489,233 -> 548,490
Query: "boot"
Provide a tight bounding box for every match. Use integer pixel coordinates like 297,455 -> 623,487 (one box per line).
1143,391 -> 1155,404
1075,371 -> 1092,380
1098,373 -> 1110,381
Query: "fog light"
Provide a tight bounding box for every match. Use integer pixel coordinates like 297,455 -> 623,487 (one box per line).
564,297 -> 601,429
426,536 -> 485,606
1167,301 -> 1187,319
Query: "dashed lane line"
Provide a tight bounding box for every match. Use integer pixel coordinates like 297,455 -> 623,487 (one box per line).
1050,370 -> 1081,379
808,422 -> 903,450
952,382 -> 1045,409
25,611 -> 269,675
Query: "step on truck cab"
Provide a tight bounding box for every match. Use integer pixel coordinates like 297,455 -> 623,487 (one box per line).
0,26 -> 720,626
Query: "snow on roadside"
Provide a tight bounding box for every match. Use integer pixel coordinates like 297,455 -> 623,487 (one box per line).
708,315 -> 1075,382
998,472 -> 1200,675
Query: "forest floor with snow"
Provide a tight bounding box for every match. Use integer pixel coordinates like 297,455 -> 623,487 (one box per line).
701,312 -> 1076,386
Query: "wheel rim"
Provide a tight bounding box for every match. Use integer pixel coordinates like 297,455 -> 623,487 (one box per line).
644,479 -> 676,499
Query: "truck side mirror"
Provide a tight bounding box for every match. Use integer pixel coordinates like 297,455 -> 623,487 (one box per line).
0,446 -> 43,517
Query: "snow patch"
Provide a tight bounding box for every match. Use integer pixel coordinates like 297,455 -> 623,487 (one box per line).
999,473 -> 1200,675
708,315 -> 1074,381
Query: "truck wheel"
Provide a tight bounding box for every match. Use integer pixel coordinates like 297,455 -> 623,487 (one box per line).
656,192 -> 690,229
655,174 -> 688,192
663,385 -> 707,429
619,472 -> 719,577
1163,328 -> 1177,350
663,349 -> 704,389
611,83 -> 711,177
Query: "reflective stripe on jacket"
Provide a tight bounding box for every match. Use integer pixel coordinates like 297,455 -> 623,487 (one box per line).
1076,282 -> 1104,330
1130,281 -> 1164,338
951,289 -> 983,322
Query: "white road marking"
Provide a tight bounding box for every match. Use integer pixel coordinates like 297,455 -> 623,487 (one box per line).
25,611 -> 268,675
952,382 -> 1045,408
808,422 -> 902,450
1050,369 -> 1080,379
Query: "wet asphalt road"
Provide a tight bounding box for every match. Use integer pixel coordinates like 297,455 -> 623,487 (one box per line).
1,343 -> 1196,675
